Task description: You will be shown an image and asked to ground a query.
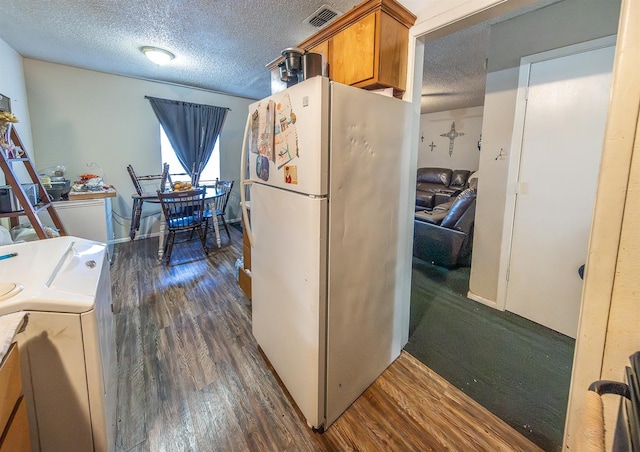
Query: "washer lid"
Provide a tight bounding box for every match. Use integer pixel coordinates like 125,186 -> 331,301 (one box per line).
46,240 -> 105,297
0,236 -> 106,316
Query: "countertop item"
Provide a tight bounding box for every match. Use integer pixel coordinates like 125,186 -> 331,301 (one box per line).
0,311 -> 27,363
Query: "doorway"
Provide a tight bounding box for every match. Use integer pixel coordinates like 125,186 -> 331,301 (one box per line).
407,0 -> 621,450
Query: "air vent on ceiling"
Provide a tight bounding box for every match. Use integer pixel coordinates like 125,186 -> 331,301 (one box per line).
304,5 -> 341,28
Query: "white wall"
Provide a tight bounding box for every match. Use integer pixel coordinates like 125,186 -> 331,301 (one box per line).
23,59 -> 254,241
468,67 -> 518,303
0,38 -> 33,185
417,106 -> 482,171
467,0 -> 621,303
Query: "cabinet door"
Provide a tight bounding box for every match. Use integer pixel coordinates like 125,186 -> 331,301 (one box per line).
0,344 -> 30,452
0,343 -> 22,435
0,398 -> 31,452
378,12 -> 408,91
329,12 -> 377,86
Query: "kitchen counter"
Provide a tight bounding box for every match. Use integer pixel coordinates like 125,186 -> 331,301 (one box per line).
68,186 -> 117,200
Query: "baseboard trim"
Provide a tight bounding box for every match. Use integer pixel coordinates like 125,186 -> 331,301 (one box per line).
112,219 -> 242,244
111,232 -> 161,245
467,291 -> 499,310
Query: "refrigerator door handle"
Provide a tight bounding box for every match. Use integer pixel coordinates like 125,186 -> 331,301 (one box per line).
240,112 -> 255,247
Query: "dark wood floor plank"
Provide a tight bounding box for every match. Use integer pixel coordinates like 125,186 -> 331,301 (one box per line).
112,228 -> 540,451
148,327 -> 198,452
112,243 -> 148,452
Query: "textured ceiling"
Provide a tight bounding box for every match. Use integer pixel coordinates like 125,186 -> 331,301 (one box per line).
421,23 -> 491,114
0,0 -> 558,112
420,0 -> 561,114
0,0 -> 363,100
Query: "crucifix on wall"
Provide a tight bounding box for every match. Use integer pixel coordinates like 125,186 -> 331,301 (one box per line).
440,122 -> 464,156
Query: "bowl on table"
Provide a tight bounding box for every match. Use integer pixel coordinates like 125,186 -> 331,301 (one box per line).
45,186 -> 65,201
46,180 -> 71,201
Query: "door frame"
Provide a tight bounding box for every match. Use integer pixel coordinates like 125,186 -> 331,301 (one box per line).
495,35 -> 617,312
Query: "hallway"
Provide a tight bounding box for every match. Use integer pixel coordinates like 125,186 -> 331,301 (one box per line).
406,258 -> 575,451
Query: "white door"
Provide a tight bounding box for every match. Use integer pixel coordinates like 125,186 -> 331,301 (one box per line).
505,45 -> 614,338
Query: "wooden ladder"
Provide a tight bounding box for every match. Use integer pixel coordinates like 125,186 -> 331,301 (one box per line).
0,126 -> 67,239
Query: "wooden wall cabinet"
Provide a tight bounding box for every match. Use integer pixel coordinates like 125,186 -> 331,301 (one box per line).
329,13 -> 377,88
269,0 -> 415,97
329,9 -> 412,94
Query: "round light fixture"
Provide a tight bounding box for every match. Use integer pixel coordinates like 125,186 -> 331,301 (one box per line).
141,46 -> 175,65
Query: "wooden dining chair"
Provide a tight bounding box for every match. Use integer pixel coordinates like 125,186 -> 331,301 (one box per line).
205,179 -> 234,240
127,163 -> 169,240
157,187 -> 208,264
167,161 -> 203,188
127,163 -> 170,195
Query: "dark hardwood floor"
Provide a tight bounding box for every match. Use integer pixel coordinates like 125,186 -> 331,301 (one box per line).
111,226 -> 540,451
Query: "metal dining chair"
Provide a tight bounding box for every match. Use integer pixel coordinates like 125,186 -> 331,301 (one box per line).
156,187 -> 208,264
127,163 -> 169,240
205,179 -> 234,240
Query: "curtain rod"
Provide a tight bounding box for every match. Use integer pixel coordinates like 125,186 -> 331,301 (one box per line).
144,95 -> 231,111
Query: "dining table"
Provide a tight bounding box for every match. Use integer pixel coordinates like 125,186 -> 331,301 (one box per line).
133,185 -> 226,260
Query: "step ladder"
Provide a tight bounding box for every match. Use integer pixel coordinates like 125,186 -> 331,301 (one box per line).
0,126 -> 67,239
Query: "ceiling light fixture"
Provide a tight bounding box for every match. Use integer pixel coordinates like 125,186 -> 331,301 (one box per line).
141,46 -> 175,65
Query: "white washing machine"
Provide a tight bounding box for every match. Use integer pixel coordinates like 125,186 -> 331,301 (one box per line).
0,236 -> 117,452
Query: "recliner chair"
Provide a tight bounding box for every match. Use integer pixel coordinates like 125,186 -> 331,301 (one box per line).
413,188 -> 476,268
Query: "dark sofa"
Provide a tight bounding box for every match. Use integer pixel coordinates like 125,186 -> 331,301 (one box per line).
415,167 -> 472,209
413,187 -> 476,268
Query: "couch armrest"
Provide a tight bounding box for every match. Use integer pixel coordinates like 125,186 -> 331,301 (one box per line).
452,199 -> 476,232
415,209 -> 448,225
413,219 -> 467,268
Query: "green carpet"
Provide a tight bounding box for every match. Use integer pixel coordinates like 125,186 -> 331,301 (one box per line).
406,258 -> 575,451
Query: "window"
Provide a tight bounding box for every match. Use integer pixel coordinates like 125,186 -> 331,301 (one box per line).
160,126 -> 220,183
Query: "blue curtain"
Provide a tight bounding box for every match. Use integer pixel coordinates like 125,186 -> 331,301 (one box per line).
146,96 -> 229,178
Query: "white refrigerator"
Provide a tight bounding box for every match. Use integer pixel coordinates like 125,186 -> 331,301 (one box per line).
240,76 -> 413,430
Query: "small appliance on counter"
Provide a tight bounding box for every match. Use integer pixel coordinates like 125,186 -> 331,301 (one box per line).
38,165 -> 71,201
0,184 -> 38,212
277,48 -> 323,88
